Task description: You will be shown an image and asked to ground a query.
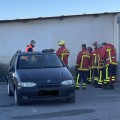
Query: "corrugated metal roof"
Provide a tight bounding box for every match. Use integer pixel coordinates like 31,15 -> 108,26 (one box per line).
0,12 -> 119,23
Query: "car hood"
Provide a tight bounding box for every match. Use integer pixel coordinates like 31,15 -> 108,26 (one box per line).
16,67 -> 73,83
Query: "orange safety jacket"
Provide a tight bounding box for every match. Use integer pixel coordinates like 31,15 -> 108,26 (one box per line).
56,46 -> 70,65
25,45 -> 33,52
76,49 -> 90,71
101,43 -> 117,66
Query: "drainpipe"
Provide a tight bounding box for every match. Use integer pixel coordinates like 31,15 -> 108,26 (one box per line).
114,13 -> 120,81
114,13 -> 120,62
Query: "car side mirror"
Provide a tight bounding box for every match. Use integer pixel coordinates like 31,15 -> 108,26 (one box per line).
9,67 -> 15,72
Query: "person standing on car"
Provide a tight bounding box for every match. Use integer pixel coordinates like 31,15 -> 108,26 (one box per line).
75,44 -> 90,90
56,40 -> 70,66
25,40 -> 36,52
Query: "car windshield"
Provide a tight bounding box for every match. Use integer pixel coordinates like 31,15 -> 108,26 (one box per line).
18,54 -> 64,69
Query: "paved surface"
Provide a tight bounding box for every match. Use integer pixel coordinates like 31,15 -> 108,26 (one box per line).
0,82 -> 120,120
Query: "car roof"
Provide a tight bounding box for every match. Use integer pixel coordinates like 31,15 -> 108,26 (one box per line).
16,49 -> 55,56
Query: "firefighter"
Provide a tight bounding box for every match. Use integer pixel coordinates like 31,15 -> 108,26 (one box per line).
97,43 -> 105,88
56,40 -> 70,66
101,42 -> 117,89
92,42 -> 99,87
87,46 -> 93,84
75,44 -> 90,90
25,40 -> 36,52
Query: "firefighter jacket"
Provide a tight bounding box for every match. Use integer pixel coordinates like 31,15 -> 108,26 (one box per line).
56,46 -> 70,65
92,48 -> 99,68
76,49 -> 90,71
89,52 -> 93,68
97,47 -> 105,69
101,43 -> 117,66
25,44 -> 34,52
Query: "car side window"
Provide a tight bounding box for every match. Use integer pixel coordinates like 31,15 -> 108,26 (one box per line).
9,54 -> 18,69
12,56 -> 18,69
9,55 -> 15,68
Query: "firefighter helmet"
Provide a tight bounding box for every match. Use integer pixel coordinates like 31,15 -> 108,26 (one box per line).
97,43 -> 102,48
92,42 -> 98,46
102,42 -> 107,46
58,40 -> 65,46
87,46 -> 93,52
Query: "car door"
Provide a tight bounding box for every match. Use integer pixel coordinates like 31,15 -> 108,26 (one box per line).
8,53 -> 18,93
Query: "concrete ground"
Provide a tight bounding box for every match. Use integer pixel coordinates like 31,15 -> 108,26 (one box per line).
0,82 -> 120,120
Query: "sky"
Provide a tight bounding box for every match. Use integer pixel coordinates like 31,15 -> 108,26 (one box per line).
0,0 -> 120,20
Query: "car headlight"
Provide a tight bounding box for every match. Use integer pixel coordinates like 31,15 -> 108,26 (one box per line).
18,82 -> 36,88
61,80 -> 74,85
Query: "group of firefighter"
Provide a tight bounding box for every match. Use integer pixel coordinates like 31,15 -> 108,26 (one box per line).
26,40 -> 117,90
76,42 -> 117,90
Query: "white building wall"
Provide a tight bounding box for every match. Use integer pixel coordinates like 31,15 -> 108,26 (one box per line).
0,14 -> 115,67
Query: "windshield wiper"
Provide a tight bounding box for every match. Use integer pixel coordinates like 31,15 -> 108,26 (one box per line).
19,65 -> 64,69
41,66 -> 63,68
53,66 -> 63,68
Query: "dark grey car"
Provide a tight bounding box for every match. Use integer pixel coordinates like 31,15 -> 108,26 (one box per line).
7,50 -> 75,105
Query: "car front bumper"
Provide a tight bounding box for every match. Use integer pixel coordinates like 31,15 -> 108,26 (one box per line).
16,85 -> 75,101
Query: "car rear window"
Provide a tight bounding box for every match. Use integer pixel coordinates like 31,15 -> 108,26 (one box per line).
18,54 -> 64,69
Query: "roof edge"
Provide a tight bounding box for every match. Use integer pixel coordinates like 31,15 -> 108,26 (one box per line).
0,12 -> 120,23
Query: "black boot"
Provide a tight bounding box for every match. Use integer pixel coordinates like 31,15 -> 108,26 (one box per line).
76,87 -> 80,90
102,84 -> 109,90
109,84 -> 114,89
82,87 -> 86,90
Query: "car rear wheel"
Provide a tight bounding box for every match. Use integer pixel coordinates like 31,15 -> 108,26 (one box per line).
66,94 -> 75,103
7,83 -> 14,96
14,89 -> 23,105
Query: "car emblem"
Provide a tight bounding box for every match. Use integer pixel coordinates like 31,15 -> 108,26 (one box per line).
47,79 -> 51,83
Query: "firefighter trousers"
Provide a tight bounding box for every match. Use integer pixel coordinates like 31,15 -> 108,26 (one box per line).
104,64 -> 117,86
87,68 -> 92,84
76,70 -> 89,89
93,68 -> 99,86
98,68 -> 106,86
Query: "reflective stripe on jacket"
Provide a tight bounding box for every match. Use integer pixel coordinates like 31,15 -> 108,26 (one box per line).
76,49 -> 90,71
56,46 -> 70,65
92,49 -> 99,68
97,47 -> 105,69
101,43 -> 117,66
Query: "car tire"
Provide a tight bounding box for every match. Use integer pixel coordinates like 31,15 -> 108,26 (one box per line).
66,94 -> 75,103
7,83 -> 14,96
14,89 -> 23,105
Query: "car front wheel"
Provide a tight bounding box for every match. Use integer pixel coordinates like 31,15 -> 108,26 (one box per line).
14,89 -> 23,105
7,83 -> 14,96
